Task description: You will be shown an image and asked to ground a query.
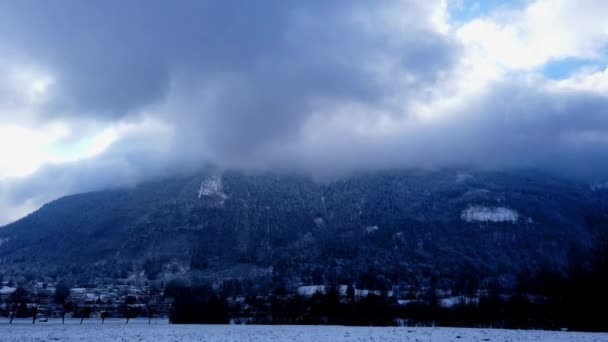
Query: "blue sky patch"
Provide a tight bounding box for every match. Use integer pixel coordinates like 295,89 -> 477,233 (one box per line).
449,0 -> 528,23
542,58 -> 597,80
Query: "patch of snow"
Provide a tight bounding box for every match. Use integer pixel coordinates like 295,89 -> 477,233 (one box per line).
354,289 -> 393,297
297,285 -> 392,298
591,181 -> 608,191
0,286 -> 16,295
440,296 -> 461,308
439,296 -> 476,307
365,225 -> 379,233
0,317 -> 608,342
297,285 -> 325,296
85,293 -> 99,301
461,206 -> 519,223
321,195 -> 326,212
198,175 -> 228,201
1,324 -> 606,341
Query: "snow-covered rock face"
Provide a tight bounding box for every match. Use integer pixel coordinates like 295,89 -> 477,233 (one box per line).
197,175 -> 229,208
591,182 -> 608,191
461,206 -> 519,223
198,175 -> 228,200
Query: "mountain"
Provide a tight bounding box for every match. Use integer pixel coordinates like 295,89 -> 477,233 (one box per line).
1,169 -> 607,291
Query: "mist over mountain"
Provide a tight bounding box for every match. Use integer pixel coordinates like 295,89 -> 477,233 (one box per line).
2,0 -> 608,225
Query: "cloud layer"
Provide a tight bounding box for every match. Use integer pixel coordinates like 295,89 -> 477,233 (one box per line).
1,0 -> 608,224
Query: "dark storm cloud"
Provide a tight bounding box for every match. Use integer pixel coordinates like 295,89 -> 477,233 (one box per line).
5,78 -> 608,216
0,0 -> 462,224
0,0 -> 289,116
217,78 -> 608,181
166,25 -> 459,158
0,0 -> 456,121
0,0 -> 459,165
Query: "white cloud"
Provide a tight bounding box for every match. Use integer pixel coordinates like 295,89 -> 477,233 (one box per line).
0,115 -> 171,183
552,67 -> 608,94
0,60 -> 173,183
456,0 -> 608,73
0,122 -> 68,180
52,116 -> 173,163
1,65 -> 54,105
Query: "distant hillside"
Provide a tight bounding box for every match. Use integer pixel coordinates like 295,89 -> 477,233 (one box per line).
1,169 -> 607,291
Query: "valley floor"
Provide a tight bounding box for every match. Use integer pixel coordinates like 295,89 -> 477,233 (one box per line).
0,321 -> 607,342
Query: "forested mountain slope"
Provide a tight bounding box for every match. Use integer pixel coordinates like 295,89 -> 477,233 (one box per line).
1,169 -> 606,291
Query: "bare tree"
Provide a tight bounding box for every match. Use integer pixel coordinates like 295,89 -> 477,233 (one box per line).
147,303 -> 156,325
60,301 -> 72,324
32,304 -> 38,324
9,303 -> 17,324
9,286 -> 28,324
101,300 -> 111,324
79,305 -> 90,325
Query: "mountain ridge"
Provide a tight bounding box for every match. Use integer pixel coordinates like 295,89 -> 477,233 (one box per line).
1,168 -> 606,291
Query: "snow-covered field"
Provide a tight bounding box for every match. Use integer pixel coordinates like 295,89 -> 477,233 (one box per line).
1,321 -> 607,342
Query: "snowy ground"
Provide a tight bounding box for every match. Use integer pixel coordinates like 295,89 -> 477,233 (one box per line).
1,320 -> 607,342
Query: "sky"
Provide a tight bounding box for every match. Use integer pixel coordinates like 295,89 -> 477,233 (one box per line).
1,0 -> 608,225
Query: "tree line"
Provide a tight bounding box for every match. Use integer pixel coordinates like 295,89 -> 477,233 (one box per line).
167,230 -> 608,331
1,282 -> 165,324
